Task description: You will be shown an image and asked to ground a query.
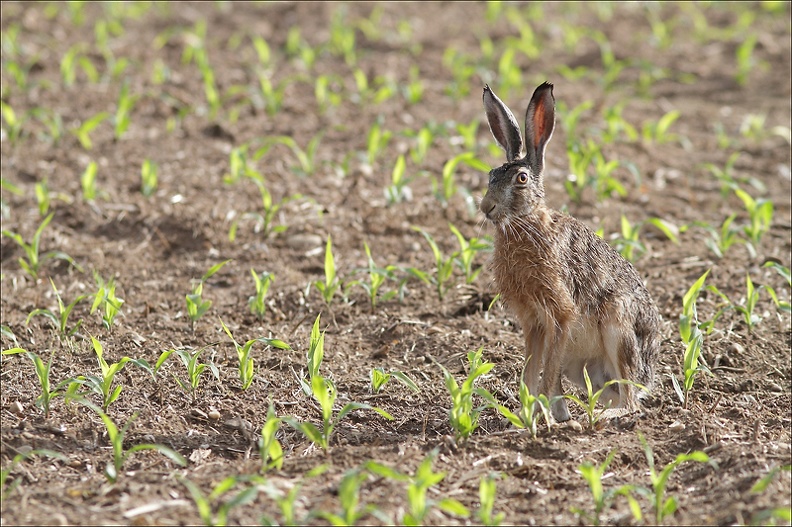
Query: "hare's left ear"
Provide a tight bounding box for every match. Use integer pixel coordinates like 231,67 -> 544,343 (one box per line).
524,82 -> 555,175
483,85 -> 523,162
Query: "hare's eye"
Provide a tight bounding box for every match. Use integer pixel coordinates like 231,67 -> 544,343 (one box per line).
516,172 -> 528,185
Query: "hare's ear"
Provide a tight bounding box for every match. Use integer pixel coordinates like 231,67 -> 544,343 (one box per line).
483,85 -> 523,162
524,82 -> 555,175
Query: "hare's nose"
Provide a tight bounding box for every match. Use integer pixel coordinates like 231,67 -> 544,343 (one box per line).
482,202 -> 496,216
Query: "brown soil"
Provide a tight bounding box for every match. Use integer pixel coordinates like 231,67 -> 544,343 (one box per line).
1,2 -> 790,526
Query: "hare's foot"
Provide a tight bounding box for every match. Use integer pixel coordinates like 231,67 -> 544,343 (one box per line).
550,397 -> 571,423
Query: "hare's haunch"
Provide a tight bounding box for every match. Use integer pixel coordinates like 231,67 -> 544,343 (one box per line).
480,82 -> 661,423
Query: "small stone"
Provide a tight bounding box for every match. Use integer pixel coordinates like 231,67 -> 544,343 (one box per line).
669,420 -> 686,431
207,407 -> 221,420
10,400 -> 23,415
287,233 -> 323,251
564,419 -> 583,432
729,342 -> 745,354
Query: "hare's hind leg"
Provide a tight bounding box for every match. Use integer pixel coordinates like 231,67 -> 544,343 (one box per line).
601,322 -> 639,412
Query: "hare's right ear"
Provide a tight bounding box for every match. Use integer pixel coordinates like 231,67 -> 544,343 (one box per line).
524,82 -> 555,175
483,85 -> 522,162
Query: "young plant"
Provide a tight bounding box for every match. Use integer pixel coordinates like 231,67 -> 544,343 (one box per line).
133,348 -> 177,382
311,235 -> 341,306
255,134 -> 322,177
349,242 -> 400,310
81,401 -> 186,484
180,475 -> 260,527
186,259 -> 231,331
384,154 -> 411,205
0,101 -> 25,145
140,158 -> 158,197
694,213 -> 743,259
34,180 -> 50,216
636,433 -> 712,524
734,188 -> 773,257
641,110 -> 680,144
315,467 -> 384,526
113,81 -> 138,139
26,278 -> 86,339
230,179 -> 300,241
1,449 -> 67,502
257,73 -> 287,116
259,403 -> 284,472
2,212 -> 80,280
479,380 -> 552,439
477,473 -> 505,527
71,111 -> 109,150
81,161 -> 98,201
573,450 -> 643,526
315,74 -> 344,114
435,347 -> 494,441
673,270 -> 711,408
563,366 -> 648,429
369,367 -> 419,394
763,261 -> 791,313
1,348 -> 76,417
90,272 -> 124,329
366,117 -> 392,166
449,223 -> 488,284
248,269 -> 275,319
173,346 -> 219,401
220,319 -> 290,390
612,215 -> 679,262
409,227 -> 458,301
438,152 -> 489,205
73,336 -> 131,410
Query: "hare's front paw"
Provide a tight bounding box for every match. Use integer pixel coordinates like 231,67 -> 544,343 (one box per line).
550,398 -> 571,423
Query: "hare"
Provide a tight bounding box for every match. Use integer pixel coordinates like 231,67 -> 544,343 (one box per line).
480,82 -> 661,423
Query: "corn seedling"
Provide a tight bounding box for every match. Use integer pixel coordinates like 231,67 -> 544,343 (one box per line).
140,158 -> 158,197
223,145 -> 259,184
477,473 -> 505,527
256,73 -> 287,116
735,34 -> 759,86
1,348 -> 76,417
749,465 -> 792,526
384,154 -> 412,205
693,213 -> 743,259
572,450 -> 643,526
186,259 -> 231,331
26,278 -> 86,339
366,449 -> 469,526
71,336 -> 132,410
71,111 -> 108,150
181,476 -> 260,527
601,102 -> 638,143
259,403 -> 284,472
438,152 -> 489,205
369,367 -> 419,394
734,188 -> 773,258
349,242 -> 401,310
406,125 -> 434,165
284,373 -> 393,452
132,348 -> 176,382
1,449 -> 67,502
478,380 -> 552,439
310,236 -> 341,306
762,262 -> 791,313
248,270 -> 275,319
710,274 -> 768,331
612,215 -> 679,262
352,68 -> 396,105
231,179 -> 300,241
636,433 -> 712,524
679,269 -> 709,344
220,318 -> 290,390
564,366 -> 648,429
2,212 -> 80,280
449,223 -> 488,284
81,161 -> 98,200
305,314 -> 325,386
642,110 -> 680,144
60,44 -> 98,86
314,74 -> 344,114
1,100 -> 25,145
259,466 -> 331,526
329,7 -> 357,66
90,272 -> 124,329
315,467 -> 385,526
366,117 -> 392,166
434,347 -> 494,441
113,81 -> 138,139
402,66 -> 424,104
559,100 -> 594,148
174,346 -> 219,401
33,179 -> 50,216
408,227 -> 458,301
702,152 -> 764,198
255,134 -> 322,177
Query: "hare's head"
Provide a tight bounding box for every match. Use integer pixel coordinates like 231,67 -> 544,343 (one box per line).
480,82 -> 555,225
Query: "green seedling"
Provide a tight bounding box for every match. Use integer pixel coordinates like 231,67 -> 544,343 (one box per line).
573,450 -> 642,526
612,215 -> 679,262
734,188 -> 773,258
693,213 -> 743,259
315,74 -> 344,114
0,178 -> 23,219
434,347 -> 494,441
449,223 -> 488,284
259,466 -> 332,526
749,465 -> 792,526
284,26 -> 317,70
384,154 -> 411,205
1,348 -> 76,417
709,274 -> 765,330
230,179 -> 300,241
79,400 -> 186,484
315,467 -> 385,526
81,161 -> 98,200
559,100 -> 594,148
72,336 -> 131,410
256,134 -> 322,177
220,318 -> 290,390
26,278 -> 86,338
140,158 -> 158,197
349,242 -> 401,310
641,110 -> 680,144
248,270 -> 275,319
366,117 -> 392,166
305,314 -> 324,385
257,73 -> 287,116
564,139 -> 626,203
181,475 -> 260,527
113,81 -> 138,139
454,118 -> 479,152
636,433 -> 713,524
0,100 -> 25,145
1,448 -> 67,502
735,33 -> 759,86
223,145 -> 259,184
311,236 -> 341,306
186,259 -> 231,331
601,102 -> 638,143
329,7 -> 357,66
60,44 -> 98,86
402,125 -> 434,166
438,152 -> 489,205
90,272 -> 124,329
702,152 -> 765,198
409,227 -> 458,301
403,65 -> 424,104
762,262 -> 791,313
369,367 -> 419,394
679,269 -> 710,344
563,366 -> 648,429
442,47 -> 476,101
251,34 -> 272,67
173,346 -> 219,401
478,380 -> 552,439
259,403 -> 284,472
71,111 -> 108,150
671,329 -> 709,410
352,68 -> 396,105
34,180 -> 50,216
477,473 -> 505,526
2,212 -> 80,280
366,449 -> 469,526
132,348 -> 177,382
284,373 -> 393,452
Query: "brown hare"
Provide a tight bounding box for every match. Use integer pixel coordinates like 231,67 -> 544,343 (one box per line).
480,82 -> 661,422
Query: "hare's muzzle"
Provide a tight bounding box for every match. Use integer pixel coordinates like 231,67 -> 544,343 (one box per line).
480,193 -> 497,221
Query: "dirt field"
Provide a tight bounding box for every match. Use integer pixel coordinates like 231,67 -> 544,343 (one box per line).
1,2 -> 790,525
